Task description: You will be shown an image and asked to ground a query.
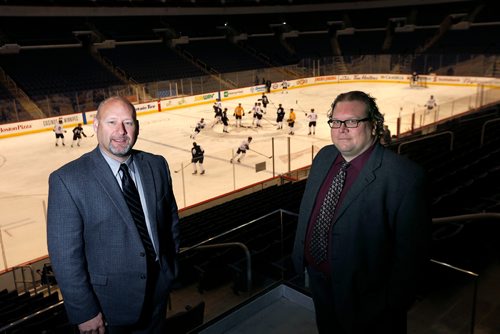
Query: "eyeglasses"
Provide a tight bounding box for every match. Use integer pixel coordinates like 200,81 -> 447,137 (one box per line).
327,118 -> 370,129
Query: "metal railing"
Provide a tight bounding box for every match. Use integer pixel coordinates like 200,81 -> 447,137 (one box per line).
480,117 -> 500,147
397,130 -> 454,154
179,208 -> 299,293
0,301 -> 64,333
429,213 -> 500,334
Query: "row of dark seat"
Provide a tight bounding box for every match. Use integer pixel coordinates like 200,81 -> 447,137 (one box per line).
0,289 -> 62,328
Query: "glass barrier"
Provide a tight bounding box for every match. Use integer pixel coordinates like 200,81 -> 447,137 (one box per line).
0,195 -> 48,270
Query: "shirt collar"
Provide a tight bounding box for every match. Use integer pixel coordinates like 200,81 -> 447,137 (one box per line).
336,142 -> 376,171
98,148 -> 134,177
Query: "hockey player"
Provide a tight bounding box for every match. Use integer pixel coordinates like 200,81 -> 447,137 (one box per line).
233,103 -> 245,128
214,98 -> 222,113
425,95 -> 437,112
191,142 -> 205,175
53,118 -> 66,147
250,102 -> 260,127
259,93 -> 269,111
190,118 -> 205,139
306,108 -> 318,135
230,136 -> 252,163
212,99 -> 223,128
287,108 -> 296,135
254,103 -> 264,128
411,71 -> 419,87
71,123 -> 87,147
222,108 -> 230,133
282,80 -> 289,94
276,103 -> 285,129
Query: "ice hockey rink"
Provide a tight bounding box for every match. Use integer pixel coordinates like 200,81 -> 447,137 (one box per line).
0,80 -> 481,269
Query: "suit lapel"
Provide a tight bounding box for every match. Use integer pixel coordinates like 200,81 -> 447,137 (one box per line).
133,152 -> 160,252
89,147 -> 138,232
334,144 -> 383,221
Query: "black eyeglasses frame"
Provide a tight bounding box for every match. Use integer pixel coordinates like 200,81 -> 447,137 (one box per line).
327,117 -> 370,129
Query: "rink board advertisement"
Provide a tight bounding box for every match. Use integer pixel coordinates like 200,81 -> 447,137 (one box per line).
1,75 -> 499,138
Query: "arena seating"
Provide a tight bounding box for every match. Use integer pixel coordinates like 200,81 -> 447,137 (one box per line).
243,35 -> 298,66
0,291 -> 61,328
393,105 -> 500,218
99,43 -> 205,82
0,48 -> 123,98
288,33 -> 334,59
179,39 -> 268,73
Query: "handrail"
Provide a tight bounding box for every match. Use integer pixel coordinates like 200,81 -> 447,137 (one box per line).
179,209 -> 298,255
433,212 -> 500,224
179,209 -> 298,293
430,212 -> 500,334
0,300 -> 64,333
397,130 -> 454,154
429,258 -> 478,334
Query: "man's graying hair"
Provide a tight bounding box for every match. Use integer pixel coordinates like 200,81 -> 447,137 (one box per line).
328,91 -> 385,138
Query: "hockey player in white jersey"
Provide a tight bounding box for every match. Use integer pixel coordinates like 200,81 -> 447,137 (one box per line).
254,103 -> 264,128
250,103 -> 259,127
281,80 -> 289,94
190,118 -> 205,139
306,108 -> 318,135
53,118 -> 66,147
230,136 -> 252,163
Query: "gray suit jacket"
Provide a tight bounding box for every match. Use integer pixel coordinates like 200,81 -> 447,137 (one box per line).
292,143 -> 430,331
47,147 -> 179,325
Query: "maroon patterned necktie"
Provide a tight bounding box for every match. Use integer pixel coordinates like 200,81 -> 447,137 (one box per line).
310,161 -> 349,264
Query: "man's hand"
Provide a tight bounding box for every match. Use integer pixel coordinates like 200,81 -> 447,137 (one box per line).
78,312 -> 106,334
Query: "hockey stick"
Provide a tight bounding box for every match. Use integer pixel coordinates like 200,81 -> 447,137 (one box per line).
268,99 -> 278,109
250,149 -> 272,159
262,116 -> 277,126
174,162 -> 192,173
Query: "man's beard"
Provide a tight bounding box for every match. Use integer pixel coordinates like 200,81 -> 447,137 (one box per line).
109,140 -> 132,157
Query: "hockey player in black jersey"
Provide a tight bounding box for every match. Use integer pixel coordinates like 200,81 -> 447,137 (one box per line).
276,104 -> 285,129
191,142 -> 205,175
71,123 -> 87,147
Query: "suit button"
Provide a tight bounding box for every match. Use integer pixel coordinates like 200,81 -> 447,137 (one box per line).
140,274 -> 146,279
140,252 -> 146,257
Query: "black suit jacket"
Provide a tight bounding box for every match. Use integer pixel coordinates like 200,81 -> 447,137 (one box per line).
292,143 -> 430,331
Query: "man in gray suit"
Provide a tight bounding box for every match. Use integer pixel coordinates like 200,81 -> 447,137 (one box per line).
292,91 -> 430,334
47,96 -> 179,333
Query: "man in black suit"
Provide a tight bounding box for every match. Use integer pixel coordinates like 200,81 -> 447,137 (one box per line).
292,91 -> 430,334
47,96 -> 179,333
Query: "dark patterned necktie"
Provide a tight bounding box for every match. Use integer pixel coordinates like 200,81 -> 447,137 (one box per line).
120,163 -> 156,261
310,161 -> 349,264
